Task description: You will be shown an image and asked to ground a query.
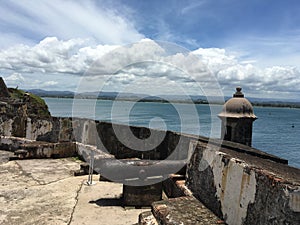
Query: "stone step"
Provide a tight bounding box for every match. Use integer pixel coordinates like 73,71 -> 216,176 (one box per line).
18,141 -> 76,158
0,150 -> 15,163
163,174 -> 192,198
73,163 -> 99,176
14,149 -> 29,159
73,169 -> 86,176
150,196 -> 225,225
139,211 -> 159,225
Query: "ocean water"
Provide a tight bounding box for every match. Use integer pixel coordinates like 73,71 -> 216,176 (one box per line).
43,98 -> 300,168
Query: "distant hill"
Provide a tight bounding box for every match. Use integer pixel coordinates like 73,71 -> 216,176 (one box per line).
25,89 -> 212,103
24,89 -> 300,108
26,89 -> 75,98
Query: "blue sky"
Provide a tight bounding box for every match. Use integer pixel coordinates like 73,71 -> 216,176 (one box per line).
0,0 -> 299,99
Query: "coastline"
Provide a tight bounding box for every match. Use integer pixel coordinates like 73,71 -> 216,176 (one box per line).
40,95 -> 300,108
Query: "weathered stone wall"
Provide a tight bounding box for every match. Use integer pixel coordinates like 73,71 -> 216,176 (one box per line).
0,112 -> 299,224
25,118 -> 53,140
19,141 -> 77,159
186,141 -> 300,225
0,136 -> 34,151
0,103 -> 27,137
0,102 -> 53,140
48,117 -> 190,160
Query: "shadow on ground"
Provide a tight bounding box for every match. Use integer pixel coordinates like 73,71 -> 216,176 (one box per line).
89,197 -> 124,207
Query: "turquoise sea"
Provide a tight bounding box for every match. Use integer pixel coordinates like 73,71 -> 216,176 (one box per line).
43,98 -> 300,168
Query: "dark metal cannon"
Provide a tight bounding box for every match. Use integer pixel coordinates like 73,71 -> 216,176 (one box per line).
93,158 -> 187,206
93,158 -> 186,185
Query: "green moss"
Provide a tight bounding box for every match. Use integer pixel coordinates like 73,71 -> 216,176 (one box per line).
9,88 -> 26,100
8,88 -> 51,119
72,156 -> 84,162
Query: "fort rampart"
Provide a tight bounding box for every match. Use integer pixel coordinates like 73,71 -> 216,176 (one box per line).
0,111 -> 299,224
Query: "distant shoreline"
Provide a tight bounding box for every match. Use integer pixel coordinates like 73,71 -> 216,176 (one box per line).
41,96 -> 300,109
251,102 -> 300,109
25,88 -> 300,109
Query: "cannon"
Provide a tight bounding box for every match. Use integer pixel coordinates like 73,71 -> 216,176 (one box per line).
92,158 -> 187,206
93,158 -> 186,186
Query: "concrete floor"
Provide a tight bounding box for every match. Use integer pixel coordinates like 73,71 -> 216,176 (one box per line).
0,150 -> 147,225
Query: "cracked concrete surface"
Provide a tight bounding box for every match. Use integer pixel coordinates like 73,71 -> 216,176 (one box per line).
0,150 -> 147,225
70,181 -> 147,225
0,152 -> 83,225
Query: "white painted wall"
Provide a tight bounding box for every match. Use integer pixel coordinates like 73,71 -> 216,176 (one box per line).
199,147 -> 257,225
0,119 -> 13,136
25,118 -> 52,140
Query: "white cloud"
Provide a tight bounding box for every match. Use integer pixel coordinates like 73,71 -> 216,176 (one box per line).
226,33 -> 300,68
181,0 -> 207,15
0,37 -> 118,75
0,33 -> 35,49
192,48 -> 300,99
6,73 -> 25,82
4,73 -> 25,87
0,37 -> 299,99
0,0 -> 143,48
41,81 -> 58,88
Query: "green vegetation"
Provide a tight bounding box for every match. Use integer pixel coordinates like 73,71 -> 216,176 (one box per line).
9,88 -> 26,100
72,156 -> 84,162
252,102 -> 300,109
8,88 -> 51,119
27,88 -> 300,109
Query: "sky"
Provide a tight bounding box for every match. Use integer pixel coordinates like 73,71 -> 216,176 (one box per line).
0,0 -> 300,99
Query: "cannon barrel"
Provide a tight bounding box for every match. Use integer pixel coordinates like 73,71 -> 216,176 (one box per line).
94,158 -> 186,181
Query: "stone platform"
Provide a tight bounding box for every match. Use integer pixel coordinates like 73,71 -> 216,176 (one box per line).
0,150 -> 147,225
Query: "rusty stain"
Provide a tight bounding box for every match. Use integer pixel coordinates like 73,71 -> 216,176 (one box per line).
156,204 -> 167,210
220,156 -> 229,202
239,170 -> 252,205
239,172 -> 247,204
153,204 -> 170,218
265,173 -> 285,186
273,177 -> 284,184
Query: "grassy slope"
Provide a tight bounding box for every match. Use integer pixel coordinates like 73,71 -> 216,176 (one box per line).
8,88 -> 51,119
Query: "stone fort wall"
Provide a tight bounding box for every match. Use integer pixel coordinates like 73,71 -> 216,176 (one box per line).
0,115 -> 299,224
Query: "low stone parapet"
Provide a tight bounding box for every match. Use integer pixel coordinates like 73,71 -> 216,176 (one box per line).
186,141 -> 300,225
163,174 -> 192,198
0,135 -> 34,151
139,211 -> 159,225
18,141 -> 77,158
151,196 -> 224,225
